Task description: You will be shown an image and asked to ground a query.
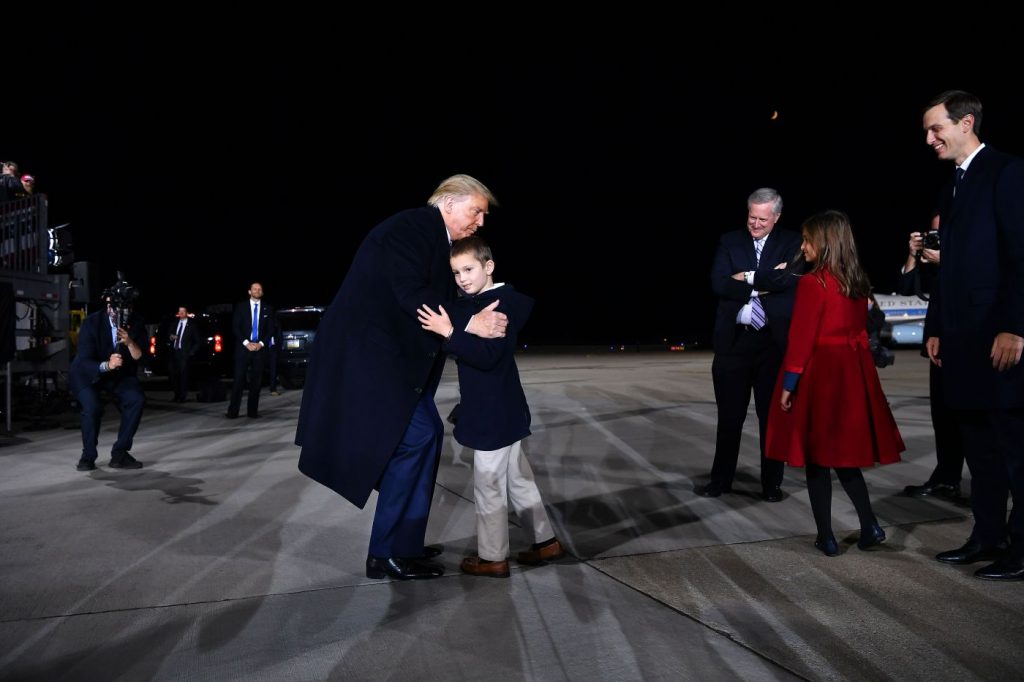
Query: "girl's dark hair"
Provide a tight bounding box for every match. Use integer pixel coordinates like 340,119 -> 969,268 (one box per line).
801,210 -> 872,299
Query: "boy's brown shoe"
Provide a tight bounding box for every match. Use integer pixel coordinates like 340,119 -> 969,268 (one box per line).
460,555 -> 510,578
516,538 -> 565,565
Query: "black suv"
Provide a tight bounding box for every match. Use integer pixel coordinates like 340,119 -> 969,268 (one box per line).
147,309 -> 233,382
274,306 -> 325,388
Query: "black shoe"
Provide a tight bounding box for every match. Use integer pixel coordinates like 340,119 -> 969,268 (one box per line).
974,556 -> 1024,581
400,545 -> 444,559
904,481 -> 960,498
761,486 -> 783,503
814,535 -> 839,557
857,523 -> 886,550
76,459 -> 96,471
935,539 -> 1006,565
248,412 -> 260,418
365,556 -> 445,580
697,480 -> 732,498
109,452 -> 143,469
225,412 -> 239,419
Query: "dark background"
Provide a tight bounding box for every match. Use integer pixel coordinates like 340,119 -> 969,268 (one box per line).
9,18 -> 1022,346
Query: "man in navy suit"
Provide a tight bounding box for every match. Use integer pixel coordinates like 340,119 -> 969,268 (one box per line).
70,296 -> 148,471
296,174 -> 508,581
168,305 -> 200,403
226,282 -> 272,419
922,90 -> 1024,581
699,188 -> 802,501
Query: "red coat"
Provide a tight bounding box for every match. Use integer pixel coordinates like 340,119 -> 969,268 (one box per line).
766,270 -> 904,468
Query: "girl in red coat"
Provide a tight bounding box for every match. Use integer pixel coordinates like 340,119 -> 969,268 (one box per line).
766,210 -> 905,556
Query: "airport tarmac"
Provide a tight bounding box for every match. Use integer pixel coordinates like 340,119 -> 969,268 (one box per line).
1,349 -> 1021,681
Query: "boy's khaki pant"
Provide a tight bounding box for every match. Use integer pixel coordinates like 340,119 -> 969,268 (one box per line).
473,440 -> 553,561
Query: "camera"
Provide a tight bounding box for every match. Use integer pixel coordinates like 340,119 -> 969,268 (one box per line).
921,230 -> 940,250
100,271 -> 141,328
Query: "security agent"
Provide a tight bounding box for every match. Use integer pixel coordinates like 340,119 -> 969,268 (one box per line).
69,286 -> 148,471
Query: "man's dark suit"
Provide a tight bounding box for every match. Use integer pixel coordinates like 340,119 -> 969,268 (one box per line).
296,206 -> 463,559
227,300 -> 273,418
69,310 -> 147,462
926,146 -> 1024,559
897,261 -> 964,490
169,317 -> 200,402
708,227 -> 802,493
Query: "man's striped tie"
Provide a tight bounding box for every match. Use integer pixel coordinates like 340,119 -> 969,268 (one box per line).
751,238 -> 765,329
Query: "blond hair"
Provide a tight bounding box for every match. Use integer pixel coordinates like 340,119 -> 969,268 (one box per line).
427,174 -> 498,208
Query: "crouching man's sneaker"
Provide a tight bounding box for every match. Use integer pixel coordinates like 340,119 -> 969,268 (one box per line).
109,452 -> 143,469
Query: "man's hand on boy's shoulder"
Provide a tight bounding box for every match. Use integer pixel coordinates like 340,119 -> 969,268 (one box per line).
467,300 -> 508,339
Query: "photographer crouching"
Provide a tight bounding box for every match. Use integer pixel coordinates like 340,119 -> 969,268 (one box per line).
70,274 -> 148,471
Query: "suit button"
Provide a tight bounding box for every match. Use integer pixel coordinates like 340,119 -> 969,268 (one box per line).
414,387 -> 422,394
428,351 -> 436,359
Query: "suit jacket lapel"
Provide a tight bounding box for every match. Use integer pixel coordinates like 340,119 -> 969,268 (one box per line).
756,232 -> 776,271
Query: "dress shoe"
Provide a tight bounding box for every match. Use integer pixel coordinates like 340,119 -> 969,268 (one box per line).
516,538 -> 565,565
109,452 -> 143,469
935,539 -> 1006,565
697,481 -> 732,498
814,534 -> 839,557
904,481 -> 961,498
857,523 -> 886,550
76,459 -> 96,471
974,556 -> 1024,581
460,555 -> 510,578
421,544 -> 443,559
365,556 -> 444,580
761,486 -> 783,503
225,412 -> 239,419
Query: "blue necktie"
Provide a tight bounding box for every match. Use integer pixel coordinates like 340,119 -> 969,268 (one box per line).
751,239 -> 766,329
954,167 -> 965,197
251,303 -> 259,342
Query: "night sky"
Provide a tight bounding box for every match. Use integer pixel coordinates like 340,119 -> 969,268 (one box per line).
10,19 -> 1023,346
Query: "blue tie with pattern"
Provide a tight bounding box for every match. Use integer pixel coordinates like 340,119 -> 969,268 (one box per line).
751,239 -> 766,329
251,303 -> 259,342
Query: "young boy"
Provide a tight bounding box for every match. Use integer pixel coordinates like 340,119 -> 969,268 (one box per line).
417,236 -> 563,578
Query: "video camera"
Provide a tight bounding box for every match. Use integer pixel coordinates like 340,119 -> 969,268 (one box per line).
100,271 -> 141,329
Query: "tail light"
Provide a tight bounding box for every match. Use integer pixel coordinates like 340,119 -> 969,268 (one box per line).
149,335 -> 157,356
213,334 -> 223,353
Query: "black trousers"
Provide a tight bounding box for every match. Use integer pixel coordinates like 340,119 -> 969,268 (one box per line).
228,346 -> 266,416
927,362 -> 966,485
710,326 -> 785,490
169,350 -> 191,401
955,408 -> 1024,558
